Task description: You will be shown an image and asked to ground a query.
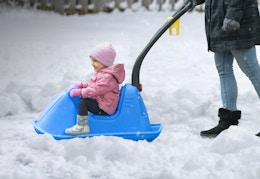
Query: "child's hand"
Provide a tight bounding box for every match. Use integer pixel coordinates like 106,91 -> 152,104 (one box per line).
70,89 -> 81,98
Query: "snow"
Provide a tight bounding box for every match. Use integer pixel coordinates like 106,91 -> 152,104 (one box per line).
1,4 -> 260,179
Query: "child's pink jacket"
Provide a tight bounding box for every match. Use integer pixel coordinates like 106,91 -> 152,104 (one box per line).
81,64 -> 125,115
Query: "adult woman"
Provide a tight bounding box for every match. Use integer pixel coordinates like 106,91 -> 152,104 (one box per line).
188,0 -> 260,137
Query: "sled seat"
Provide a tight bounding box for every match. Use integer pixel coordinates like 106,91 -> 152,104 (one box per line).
88,84 -> 153,134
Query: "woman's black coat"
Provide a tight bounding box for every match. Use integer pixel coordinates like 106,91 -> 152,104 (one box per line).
196,0 -> 260,52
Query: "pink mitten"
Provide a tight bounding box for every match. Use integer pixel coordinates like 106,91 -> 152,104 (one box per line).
73,83 -> 83,88
70,89 -> 81,98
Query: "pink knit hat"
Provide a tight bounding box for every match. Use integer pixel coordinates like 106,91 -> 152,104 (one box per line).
89,42 -> 116,67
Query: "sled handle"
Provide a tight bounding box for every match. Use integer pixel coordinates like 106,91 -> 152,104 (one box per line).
131,1 -> 193,91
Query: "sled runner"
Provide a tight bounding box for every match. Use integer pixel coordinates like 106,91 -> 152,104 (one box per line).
33,1 -> 192,141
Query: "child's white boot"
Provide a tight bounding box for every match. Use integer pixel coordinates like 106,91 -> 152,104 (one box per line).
65,115 -> 90,135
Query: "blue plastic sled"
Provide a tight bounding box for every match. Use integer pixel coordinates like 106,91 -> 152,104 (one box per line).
33,84 -> 162,141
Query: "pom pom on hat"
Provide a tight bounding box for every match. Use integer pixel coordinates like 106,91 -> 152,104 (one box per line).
89,42 -> 116,67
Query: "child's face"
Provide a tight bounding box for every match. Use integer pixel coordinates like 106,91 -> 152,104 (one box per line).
90,57 -> 106,72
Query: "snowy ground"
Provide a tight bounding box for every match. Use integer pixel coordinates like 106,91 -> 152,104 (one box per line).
0,4 -> 260,179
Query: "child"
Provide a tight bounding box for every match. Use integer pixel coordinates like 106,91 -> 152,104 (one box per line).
65,42 -> 125,135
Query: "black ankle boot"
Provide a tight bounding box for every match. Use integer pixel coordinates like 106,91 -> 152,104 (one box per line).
200,108 -> 241,137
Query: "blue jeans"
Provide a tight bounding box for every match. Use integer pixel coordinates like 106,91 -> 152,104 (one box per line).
214,46 -> 260,111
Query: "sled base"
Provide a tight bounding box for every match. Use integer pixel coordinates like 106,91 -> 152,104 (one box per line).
34,123 -> 161,141
34,84 -> 162,141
